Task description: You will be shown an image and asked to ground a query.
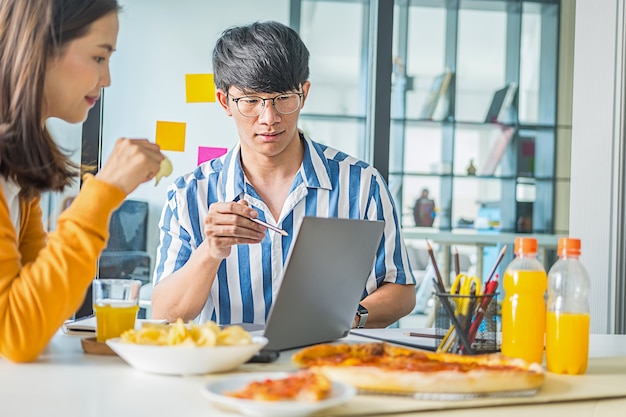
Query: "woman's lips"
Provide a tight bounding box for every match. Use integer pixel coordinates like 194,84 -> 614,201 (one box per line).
85,96 -> 99,107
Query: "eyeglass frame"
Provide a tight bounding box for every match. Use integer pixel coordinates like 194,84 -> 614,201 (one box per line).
228,91 -> 305,117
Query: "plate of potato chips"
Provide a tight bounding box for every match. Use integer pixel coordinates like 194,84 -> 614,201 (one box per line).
106,319 -> 267,375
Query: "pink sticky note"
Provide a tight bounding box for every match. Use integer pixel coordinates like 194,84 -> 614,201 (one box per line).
197,146 -> 228,165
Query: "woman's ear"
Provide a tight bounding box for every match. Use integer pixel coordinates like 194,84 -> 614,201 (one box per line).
216,89 -> 233,116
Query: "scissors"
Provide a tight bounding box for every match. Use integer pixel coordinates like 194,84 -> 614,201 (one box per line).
437,274 -> 482,353
450,274 -> 482,315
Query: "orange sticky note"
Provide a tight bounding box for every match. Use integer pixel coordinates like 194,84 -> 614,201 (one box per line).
185,74 -> 215,103
155,121 -> 186,152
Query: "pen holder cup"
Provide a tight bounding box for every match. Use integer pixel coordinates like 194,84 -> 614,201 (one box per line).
433,292 -> 500,354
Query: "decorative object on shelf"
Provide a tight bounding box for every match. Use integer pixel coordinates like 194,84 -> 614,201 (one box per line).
413,188 -> 436,227
420,70 -> 454,121
466,159 -> 477,176
516,215 -> 532,233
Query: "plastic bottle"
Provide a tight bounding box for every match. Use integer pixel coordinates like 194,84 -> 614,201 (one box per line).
546,238 -> 590,375
501,237 -> 547,364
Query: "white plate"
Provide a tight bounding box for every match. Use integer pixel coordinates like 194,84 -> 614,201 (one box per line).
201,372 -> 356,417
106,336 -> 268,375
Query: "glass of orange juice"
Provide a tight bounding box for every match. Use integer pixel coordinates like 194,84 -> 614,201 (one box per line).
92,279 -> 142,343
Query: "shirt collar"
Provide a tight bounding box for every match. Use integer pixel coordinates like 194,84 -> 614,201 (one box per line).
221,130 -> 333,202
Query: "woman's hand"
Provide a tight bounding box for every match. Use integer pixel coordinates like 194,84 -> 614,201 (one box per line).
96,138 -> 164,194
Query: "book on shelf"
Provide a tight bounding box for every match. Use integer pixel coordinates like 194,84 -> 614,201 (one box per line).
420,70 -> 454,121
484,82 -> 518,124
517,135 -> 536,177
477,126 -> 516,176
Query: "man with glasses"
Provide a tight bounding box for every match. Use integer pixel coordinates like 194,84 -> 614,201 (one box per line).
151,21 -> 416,329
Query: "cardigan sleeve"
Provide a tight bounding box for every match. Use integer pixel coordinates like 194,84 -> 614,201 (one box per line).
0,175 -> 125,362
17,195 -> 46,265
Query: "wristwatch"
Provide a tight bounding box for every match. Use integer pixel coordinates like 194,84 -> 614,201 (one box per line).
356,304 -> 368,328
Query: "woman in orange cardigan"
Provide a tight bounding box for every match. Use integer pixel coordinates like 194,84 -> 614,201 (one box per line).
0,0 -> 164,362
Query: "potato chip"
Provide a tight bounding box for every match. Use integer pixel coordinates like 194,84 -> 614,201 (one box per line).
218,325 -> 253,346
155,156 -> 173,186
120,318 -> 252,347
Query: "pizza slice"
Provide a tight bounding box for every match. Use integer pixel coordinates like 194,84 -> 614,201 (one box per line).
292,342 -> 544,395
225,370 -> 332,402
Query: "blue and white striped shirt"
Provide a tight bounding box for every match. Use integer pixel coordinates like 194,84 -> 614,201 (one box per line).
153,132 -> 415,324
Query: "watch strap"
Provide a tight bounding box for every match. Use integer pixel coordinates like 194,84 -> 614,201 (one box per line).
356,303 -> 368,328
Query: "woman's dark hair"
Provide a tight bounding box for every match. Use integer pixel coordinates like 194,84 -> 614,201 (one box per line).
212,21 -> 310,95
0,0 -> 119,199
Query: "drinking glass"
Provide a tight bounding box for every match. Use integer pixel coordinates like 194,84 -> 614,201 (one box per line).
92,279 -> 142,342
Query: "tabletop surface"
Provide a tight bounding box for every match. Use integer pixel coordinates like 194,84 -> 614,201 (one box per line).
1,331 -> 626,417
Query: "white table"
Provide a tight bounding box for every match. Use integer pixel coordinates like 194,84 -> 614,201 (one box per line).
1,331 -> 625,417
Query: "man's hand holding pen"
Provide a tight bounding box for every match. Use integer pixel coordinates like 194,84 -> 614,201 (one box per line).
203,200 -> 267,259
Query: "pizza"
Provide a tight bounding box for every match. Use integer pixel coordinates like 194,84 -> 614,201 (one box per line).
225,370 -> 332,402
292,342 -> 544,395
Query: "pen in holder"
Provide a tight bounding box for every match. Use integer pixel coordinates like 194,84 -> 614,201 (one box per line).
433,291 -> 499,354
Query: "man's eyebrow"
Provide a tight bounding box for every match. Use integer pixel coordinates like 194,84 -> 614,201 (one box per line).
97,44 -> 116,53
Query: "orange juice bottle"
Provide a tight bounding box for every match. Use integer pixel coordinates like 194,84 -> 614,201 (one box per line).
502,237 -> 547,364
546,238 -> 590,375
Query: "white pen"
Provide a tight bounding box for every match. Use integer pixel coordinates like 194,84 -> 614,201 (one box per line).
250,217 -> 289,236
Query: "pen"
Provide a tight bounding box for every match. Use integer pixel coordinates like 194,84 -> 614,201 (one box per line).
465,277 -> 499,346
431,277 -> 474,354
404,332 -> 444,339
250,217 -> 289,236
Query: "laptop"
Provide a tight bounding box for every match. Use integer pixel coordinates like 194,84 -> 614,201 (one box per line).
242,216 -> 384,353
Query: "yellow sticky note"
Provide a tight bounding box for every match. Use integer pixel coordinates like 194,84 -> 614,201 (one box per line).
185,73 -> 215,103
155,121 -> 186,152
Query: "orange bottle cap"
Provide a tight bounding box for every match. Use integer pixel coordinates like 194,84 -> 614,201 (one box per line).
557,237 -> 581,256
514,237 -> 538,254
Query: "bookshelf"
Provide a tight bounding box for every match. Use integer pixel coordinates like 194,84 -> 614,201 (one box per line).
292,0 -> 569,237
389,0 -> 565,236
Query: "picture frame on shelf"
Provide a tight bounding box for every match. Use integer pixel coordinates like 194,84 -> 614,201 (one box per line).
484,82 -> 518,124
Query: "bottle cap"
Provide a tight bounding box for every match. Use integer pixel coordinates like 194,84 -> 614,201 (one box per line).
514,237 -> 537,254
557,237 -> 581,256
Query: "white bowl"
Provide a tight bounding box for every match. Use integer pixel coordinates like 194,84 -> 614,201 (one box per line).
201,372 -> 356,417
106,336 -> 268,375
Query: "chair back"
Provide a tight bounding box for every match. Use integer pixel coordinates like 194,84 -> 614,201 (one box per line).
104,200 -> 149,252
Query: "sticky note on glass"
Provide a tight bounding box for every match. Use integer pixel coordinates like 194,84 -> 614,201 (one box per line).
185,74 -> 215,103
156,121 -> 186,152
198,146 -> 227,165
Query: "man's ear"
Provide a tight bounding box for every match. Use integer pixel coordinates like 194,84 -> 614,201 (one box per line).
300,81 -> 311,106
216,89 -> 233,116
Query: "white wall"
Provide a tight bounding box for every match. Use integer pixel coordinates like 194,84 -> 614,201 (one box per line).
570,0 -> 625,333
42,119 -> 83,231
101,0 -> 290,263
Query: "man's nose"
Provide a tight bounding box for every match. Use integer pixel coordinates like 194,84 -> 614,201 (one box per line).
257,100 -> 281,123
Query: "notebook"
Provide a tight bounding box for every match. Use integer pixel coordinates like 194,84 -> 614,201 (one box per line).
245,216 -> 385,352
62,316 -> 166,336
350,327 -> 438,351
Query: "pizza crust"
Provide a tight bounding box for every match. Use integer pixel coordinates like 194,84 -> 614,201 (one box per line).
293,342 -> 544,394
311,365 -> 543,394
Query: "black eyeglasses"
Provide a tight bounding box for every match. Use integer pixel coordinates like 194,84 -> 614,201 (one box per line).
229,92 -> 304,117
